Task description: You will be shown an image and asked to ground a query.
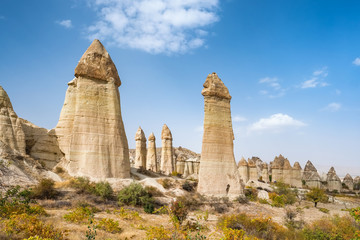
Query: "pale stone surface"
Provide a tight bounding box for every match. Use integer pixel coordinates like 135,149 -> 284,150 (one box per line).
248,157 -> 261,181
326,167 -> 342,192
291,162 -> 302,188
146,132 -> 157,172
342,174 -> 354,191
160,124 -> 174,175
20,119 -> 63,169
257,190 -> 269,200
55,39 -> 130,179
238,157 -> 249,183
302,160 -> 321,188
261,162 -> 269,183
0,86 -> 26,154
197,73 -> 242,197
134,127 -> 146,169
354,176 -> 360,190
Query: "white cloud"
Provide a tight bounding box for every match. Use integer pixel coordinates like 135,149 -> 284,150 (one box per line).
353,57 -> 360,66
248,113 -> 306,133
233,115 -> 247,122
87,0 -> 219,54
301,67 -> 328,89
259,77 -> 286,98
56,19 -> 73,29
322,102 -> 341,112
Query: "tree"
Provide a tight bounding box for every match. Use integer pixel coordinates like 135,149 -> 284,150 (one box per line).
306,188 -> 327,207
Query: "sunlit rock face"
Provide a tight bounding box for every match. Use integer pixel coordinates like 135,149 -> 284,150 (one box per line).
134,127 -> 147,169
302,160 -> 321,188
237,157 -> 249,183
342,173 -> 354,191
326,167 -> 342,192
55,39 -> 130,179
146,132 -> 157,172
197,72 -> 242,197
0,86 -> 26,154
291,162 -> 302,188
160,124 -> 174,175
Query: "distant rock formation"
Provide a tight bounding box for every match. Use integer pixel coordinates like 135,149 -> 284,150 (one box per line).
248,157 -> 261,181
354,176 -> 360,191
302,160 -> 321,188
292,162 -> 302,188
342,174 -> 354,191
0,86 -> 26,154
146,132 -> 157,172
326,167 -> 342,192
175,146 -> 200,178
197,73 -> 242,197
270,155 -> 302,187
160,124 -> 174,175
134,127 -> 146,169
55,39 -> 130,179
238,157 -> 249,183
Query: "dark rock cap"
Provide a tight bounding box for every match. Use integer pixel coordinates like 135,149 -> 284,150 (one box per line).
75,39 -> 121,87
202,72 -> 231,100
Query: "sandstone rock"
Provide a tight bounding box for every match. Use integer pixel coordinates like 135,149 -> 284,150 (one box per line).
20,119 -> 63,169
302,160 -> 321,188
146,132 -> 158,172
160,124 -> 174,175
342,173 -> 354,191
257,190 -> 269,200
326,167 -> 342,192
134,127 -> 146,169
0,86 -> 26,154
237,157 -> 249,183
248,157 -> 261,181
55,39 -> 130,179
291,162 -> 302,188
261,162 -> 269,183
354,176 -> 360,190
197,73 -> 242,197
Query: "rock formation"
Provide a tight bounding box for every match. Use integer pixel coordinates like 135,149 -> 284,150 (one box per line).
342,173 -> 354,191
238,157 -> 249,183
292,162 -> 302,188
160,124 -> 174,175
326,167 -> 342,192
271,155 -> 291,184
302,160 -> 321,188
0,86 -> 26,154
146,132 -> 157,172
261,162 -> 269,183
134,127 -> 146,169
197,72 -> 242,197
54,39 -> 130,179
20,119 -> 63,169
354,176 -> 360,191
248,157 -> 261,181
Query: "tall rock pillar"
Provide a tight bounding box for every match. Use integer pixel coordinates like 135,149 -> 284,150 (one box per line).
55,39 -> 130,179
197,72 -> 242,197
134,127 -> 147,169
160,124 -> 174,175
146,132 -> 157,172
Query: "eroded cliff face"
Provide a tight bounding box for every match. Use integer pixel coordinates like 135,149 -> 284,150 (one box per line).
55,39 -> 130,179
197,73 -> 242,197
0,86 -> 26,155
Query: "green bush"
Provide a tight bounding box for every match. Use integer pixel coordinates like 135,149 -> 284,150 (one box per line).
169,199 -> 188,225
32,178 -> 59,199
273,181 -> 297,205
94,181 -> 113,200
117,182 -> 153,207
306,188 -> 328,207
271,195 -> 285,207
69,177 -> 95,194
0,185 -> 45,218
144,202 -> 155,214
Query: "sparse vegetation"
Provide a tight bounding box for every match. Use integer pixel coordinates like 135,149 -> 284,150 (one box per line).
319,207 -> 330,214
306,187 -> 328,207
63,205 -> 99,224
31,178 -> 59,200
97,218 -> 122,233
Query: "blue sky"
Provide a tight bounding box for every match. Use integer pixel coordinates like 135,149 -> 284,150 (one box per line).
0,0 -> 359,176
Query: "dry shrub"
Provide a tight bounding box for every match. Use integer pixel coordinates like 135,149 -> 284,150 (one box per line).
222,227 -> 247,240
160,178 -> 173,189
145,186 -> 164,197
97,218 -> 122,233
145,225 -> 171,240
303,215 -> 359,239
176,193 -> 202,211
3,213 -> 65,240
114,207 -> 142,221
63,206 -> 99,224
31,179 -> 59,200
117,182 -> 154,208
